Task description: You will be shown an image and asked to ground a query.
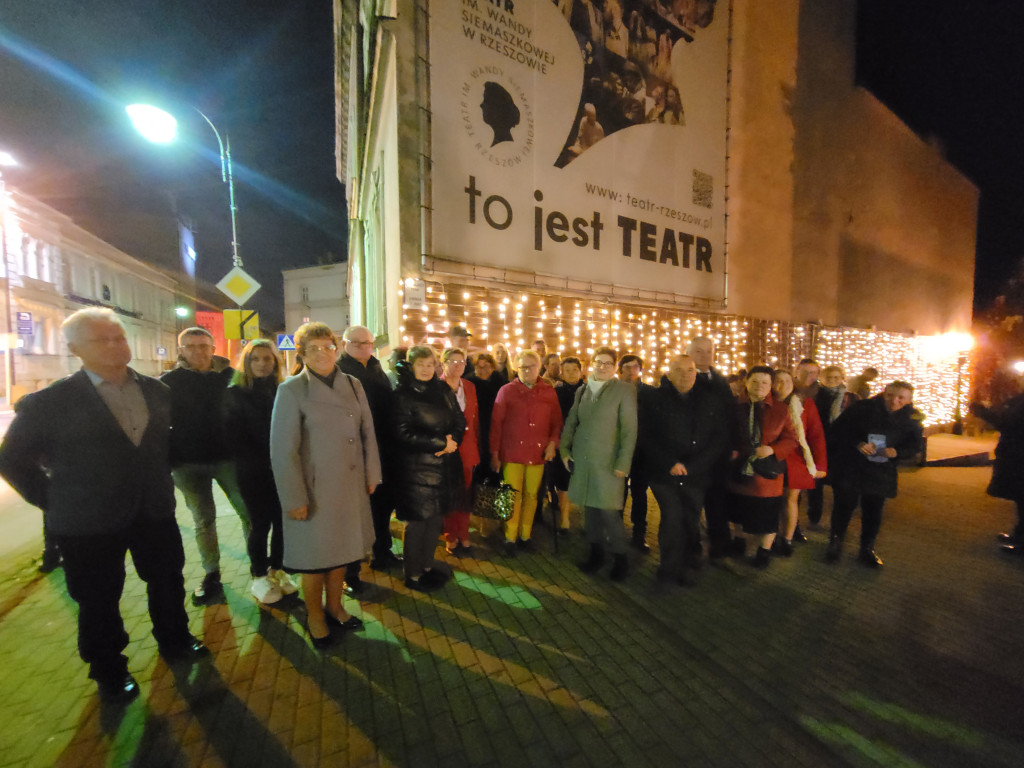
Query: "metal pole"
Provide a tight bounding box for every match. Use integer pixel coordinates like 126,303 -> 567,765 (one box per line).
195,109 -> 242,269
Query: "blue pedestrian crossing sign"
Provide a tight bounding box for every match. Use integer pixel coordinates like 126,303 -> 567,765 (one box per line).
277,334 -> 296,351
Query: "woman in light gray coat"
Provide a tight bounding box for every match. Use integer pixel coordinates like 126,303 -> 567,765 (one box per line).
560,346 -> 638,581
271,322 -> 382,648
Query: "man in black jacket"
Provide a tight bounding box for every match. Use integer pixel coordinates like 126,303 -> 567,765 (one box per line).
686,335 -> 735,560
340,326 -> 403,575
160,327 -> 250,604
0,308 -> 205,702
825,381 -> 923,567
640,355 -> 729,584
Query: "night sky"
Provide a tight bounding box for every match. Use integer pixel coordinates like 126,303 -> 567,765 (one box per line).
1,1 -> 1021,330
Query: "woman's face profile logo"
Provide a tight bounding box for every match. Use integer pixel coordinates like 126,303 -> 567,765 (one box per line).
480,81 -> 521,147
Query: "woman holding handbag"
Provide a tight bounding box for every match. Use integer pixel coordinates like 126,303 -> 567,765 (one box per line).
726,366 -> 799,569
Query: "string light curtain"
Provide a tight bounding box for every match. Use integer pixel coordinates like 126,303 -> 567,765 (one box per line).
398,280 -> 971,427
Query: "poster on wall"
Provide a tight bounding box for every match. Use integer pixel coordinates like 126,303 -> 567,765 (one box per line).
430,0 -> 728,302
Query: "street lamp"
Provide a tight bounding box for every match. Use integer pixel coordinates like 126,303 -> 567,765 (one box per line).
126,104 -> 242,269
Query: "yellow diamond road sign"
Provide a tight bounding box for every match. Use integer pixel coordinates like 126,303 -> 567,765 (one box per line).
216,266 -> 261,305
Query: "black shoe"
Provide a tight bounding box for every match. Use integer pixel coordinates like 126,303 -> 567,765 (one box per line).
325,613 -> 365,631
38,549 -> 61,573
792,526 -> 807,543
999,542 -> 1024,555
370,552 -> 404,571
825,535 -> 843,563
405,575 -> 443,592
578,544 -> 605,574
753,547 -> 771,569
772,538 -> 794,557
421,567 -> 452,588
305,621 -> 333,649
96,672 -> 139,703
344,577 -> 365,597
609,554 -> 629,582
516,538 -> 534,552
192,572 -> 223,605
159,636 -> 209,663
858,548 -> 883,568
631,535 -> 650,554
503,541 -> 518,558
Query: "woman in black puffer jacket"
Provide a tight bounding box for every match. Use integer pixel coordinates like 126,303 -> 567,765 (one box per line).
393,346 -> 465,591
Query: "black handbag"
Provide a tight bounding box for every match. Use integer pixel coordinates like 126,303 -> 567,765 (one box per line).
750,454 -> 785,479
472,474 -> 517,521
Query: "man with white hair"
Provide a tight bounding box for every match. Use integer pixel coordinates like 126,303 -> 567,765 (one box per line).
686,335 -> 736,561
339,325 -> 402,577
0,308 -> 206,702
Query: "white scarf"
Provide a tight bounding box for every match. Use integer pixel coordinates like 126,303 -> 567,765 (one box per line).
788,396 -> 819,477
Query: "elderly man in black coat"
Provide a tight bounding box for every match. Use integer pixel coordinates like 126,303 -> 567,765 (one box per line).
0,308 -> 205,702
825,381 -> 923,567
639,354 -> 729,585
339,325 -> 403,579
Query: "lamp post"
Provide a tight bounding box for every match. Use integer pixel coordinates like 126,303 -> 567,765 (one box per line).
126,104 -> 243,268
1,151 -> 17,406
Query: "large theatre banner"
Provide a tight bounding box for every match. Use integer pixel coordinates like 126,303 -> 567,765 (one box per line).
430,0 -> 728,302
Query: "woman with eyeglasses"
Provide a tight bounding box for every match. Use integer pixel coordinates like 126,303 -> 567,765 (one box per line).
270,322 -> 381,648
440,348 -> 480,556
561,347 -> 638,580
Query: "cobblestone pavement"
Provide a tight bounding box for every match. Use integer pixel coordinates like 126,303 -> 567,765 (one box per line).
0,464 -> 1022,767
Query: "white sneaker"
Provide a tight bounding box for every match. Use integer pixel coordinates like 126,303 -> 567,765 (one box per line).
250,575 -> 283,604
269,569 -> 299,596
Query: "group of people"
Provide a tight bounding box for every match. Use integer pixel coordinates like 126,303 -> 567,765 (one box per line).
0,307 -> 927,702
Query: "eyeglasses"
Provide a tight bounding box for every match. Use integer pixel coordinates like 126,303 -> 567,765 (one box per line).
592,360 -> 615,368
305,344 -> 337,355
446,359 -> 466,366
347,340 -> 374,348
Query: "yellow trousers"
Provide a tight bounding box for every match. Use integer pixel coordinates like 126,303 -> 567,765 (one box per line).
502,463 -> 545,543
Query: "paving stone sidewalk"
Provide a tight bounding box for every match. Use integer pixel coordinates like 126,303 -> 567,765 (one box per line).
0,464 -> 1022,767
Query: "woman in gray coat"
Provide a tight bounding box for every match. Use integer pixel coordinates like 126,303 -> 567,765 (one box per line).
560,346 -> 638,581
271,322 -> 382,648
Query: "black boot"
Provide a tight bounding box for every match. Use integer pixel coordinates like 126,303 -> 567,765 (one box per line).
858,544 -> 883,568
753,547 -> 771,569
825,535 -> 843,563
579,544 -> 605,574
609,553 -> 629,581
792,525 -> 807,543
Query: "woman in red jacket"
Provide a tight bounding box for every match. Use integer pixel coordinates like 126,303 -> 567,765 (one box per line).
727,366 -> 799,568
441,348 -> 480,556
772,369 -> 827,556
489,350 -> 563,556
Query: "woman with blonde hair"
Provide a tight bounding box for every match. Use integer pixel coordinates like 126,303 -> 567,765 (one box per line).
492,343 -> 514,385
489,350 -> 562,555
771,369 -> 827,556
271,323 -> 380,647
225,339 -> 297,605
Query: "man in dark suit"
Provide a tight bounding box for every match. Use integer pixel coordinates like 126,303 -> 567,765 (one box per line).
0,308 -> 206,702
686,335 -> 736,560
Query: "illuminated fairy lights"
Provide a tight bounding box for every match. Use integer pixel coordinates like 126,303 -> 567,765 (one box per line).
398,280 -> 972,426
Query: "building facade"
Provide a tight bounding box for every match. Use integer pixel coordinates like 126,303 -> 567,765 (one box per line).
335,0 -> 976,426
1,187 -> 180,401
282,262 -> 351,336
